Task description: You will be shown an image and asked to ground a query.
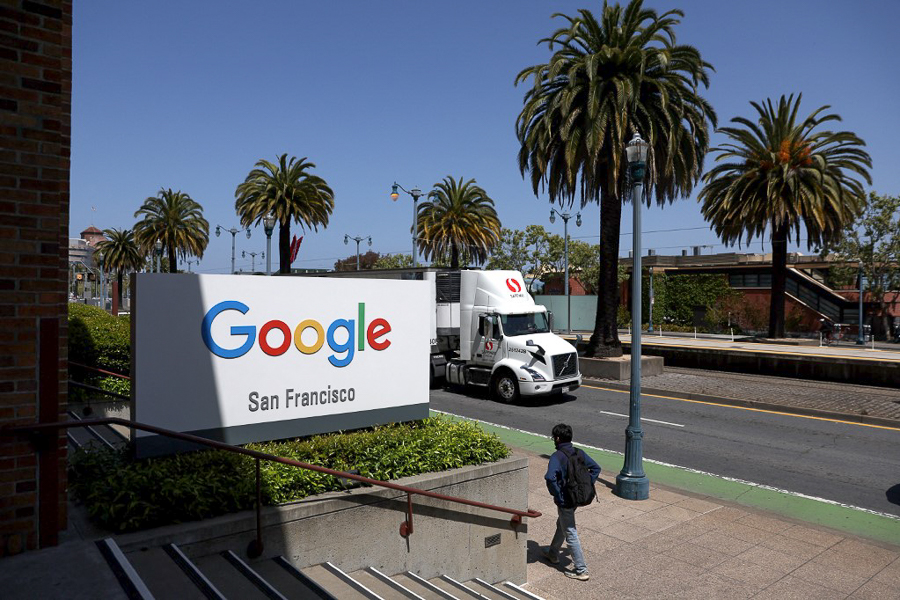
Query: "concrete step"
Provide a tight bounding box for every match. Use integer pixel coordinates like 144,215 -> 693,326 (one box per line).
302,562 -> 383,599
193,552 -> 268,599
428,575 -> 486,599
220,550 -> 289,600
392,572 -> 458,599
499,581 -> 547,600
464,578 -> 523,600
125,546 -> 207,600
251,556 -> 337,599
350,567 -> 424,599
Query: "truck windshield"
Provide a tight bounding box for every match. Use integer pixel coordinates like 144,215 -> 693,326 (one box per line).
500,312 -> 550,337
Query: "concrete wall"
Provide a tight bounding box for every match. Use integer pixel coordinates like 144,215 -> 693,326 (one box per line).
116,455 -> 532,584
0,0 -> 72,557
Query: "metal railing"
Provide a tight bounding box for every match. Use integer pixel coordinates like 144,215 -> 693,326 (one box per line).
2,417 -> 541,558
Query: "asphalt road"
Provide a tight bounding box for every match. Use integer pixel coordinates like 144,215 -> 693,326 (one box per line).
430,382 -> 900,518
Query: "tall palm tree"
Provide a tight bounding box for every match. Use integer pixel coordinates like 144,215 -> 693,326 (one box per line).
234,154 -> 334,274
94,228 -> 143,305
417,176 -> 501,269
699,94 -> 872,338
515,0 -> 716,357
133,188 -> 209,273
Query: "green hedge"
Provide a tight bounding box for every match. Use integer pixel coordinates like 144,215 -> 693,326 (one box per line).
69,416 -> 510,533
68,303 -> 131,397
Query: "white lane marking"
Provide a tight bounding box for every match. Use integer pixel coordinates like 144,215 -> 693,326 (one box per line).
430,408 -> 900,523
598,410 -> 685,428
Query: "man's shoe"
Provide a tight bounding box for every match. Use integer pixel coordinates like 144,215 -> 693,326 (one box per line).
540,549 -> 559,565
565,570 -> 590,581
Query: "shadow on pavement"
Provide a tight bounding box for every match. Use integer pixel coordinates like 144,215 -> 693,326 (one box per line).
887,483 -> 900,506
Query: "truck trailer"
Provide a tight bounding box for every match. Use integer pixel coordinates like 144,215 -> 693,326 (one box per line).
302,268 -> 581,402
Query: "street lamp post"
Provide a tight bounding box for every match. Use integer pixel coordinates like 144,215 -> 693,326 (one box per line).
186,259 -> 199,272
391,183 -> 424,268
216,225 -> 251,274
648,266 -> 654,333
857,260 -> 865,345
616,132 -> 651,501
263,214 -> 276,276
154,239 -> 163,273
549,208 -> 581,333
344,234 -> 372,270
242,250 -> 263,273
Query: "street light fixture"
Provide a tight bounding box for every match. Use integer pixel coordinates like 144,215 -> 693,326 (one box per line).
344,234 -> 373,271
154,239 -> 163,273
185,258 -> 199,272
216,224 -> 251,274
242,250 -> 263,273
616,131 -> 651,501
391,182 -> 424,268
549,208 -> 581,333
263,213 -> 276,276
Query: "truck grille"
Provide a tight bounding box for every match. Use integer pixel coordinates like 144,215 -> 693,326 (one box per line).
552,352 -> 578,379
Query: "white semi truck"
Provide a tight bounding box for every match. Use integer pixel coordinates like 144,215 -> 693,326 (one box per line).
305,268 -> 581,402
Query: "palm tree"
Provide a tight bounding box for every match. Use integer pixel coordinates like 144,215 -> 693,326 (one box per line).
234,154 -> 334,274
133,189 -> 209,273
94,228 -> 143,305
416,176 -> 501,269
515,0 -> 716,357
699,94 -> 872,338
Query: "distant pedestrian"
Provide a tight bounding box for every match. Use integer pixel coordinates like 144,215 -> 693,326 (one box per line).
541,423 -> 601,581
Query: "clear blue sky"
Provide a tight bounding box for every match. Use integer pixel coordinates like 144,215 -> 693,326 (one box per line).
71,0 -> 900,274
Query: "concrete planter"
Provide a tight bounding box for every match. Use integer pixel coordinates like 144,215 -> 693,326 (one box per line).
113,455 -> 531,584
579,355 -> 664,379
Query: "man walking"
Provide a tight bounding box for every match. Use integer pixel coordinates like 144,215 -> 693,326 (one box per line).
541,423 -> 601,580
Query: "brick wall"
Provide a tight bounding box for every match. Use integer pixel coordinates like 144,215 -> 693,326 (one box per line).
0,0 -> 72,556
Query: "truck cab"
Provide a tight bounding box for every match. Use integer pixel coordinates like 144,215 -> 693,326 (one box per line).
446,270 -> 581,402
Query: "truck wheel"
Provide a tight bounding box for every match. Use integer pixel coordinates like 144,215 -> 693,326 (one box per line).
492,371 -> 519,404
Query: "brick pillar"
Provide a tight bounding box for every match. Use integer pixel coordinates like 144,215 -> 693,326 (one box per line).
0,0 -> 72,556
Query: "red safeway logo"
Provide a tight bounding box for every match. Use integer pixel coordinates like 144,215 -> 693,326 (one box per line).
506,278 -> 522,293
485,341 -> 494,351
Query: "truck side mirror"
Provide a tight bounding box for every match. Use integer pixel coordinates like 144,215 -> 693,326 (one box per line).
547,311 -> 554,331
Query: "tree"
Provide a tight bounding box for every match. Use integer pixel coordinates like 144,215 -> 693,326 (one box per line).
821,192 -> 900,340
699,94 -> 872,337
516,0 -> 716,357
486,228 -> 529,273
568,240 -> 601,294
416,176 -> 501,269
334,250 -> 381,271
94,228 -> 143,305
133,188 -> 208,273
235,154 -> 334,274
372,253 -> 414,270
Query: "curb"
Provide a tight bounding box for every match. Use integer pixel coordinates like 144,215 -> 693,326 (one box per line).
583,378 -> 900,429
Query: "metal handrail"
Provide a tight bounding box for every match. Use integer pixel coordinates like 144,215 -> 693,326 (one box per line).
69,362 -> 130,380
3,417 -> 540,558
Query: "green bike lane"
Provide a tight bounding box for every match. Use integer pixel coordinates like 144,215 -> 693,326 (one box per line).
432,409 -> 900,547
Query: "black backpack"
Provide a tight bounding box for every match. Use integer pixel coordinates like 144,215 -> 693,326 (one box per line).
562,448 -> 597,507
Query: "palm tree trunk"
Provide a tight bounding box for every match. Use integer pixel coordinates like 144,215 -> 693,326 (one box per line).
451,244 -> 459,269
769,223 -> 788,338
117,271 -> 124,305
585,188 -> 623,358
279,220 -> 291,274
168,242 -> 177,273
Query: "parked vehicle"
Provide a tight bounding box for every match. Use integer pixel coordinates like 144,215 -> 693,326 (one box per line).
304,268 -> 581,402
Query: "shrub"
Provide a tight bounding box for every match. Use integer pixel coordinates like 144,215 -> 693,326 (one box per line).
68,304 -> 131,398
69,416 -> 510,532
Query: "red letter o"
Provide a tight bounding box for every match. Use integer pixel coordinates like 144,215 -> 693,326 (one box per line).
259,320 -> 292,356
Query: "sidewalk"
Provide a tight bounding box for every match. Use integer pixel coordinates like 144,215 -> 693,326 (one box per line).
516,446 -> 900,599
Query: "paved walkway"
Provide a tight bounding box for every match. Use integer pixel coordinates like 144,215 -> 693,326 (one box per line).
517,448 -> 900,599
587,366 -> 900,421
